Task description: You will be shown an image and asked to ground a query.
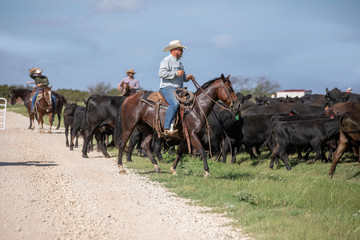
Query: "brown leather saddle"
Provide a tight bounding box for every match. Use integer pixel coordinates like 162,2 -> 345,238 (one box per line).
141,91 -> 182,138
141,91 -> 168,108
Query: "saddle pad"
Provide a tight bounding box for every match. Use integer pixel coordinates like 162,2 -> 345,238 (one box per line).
142,91 -> 169,107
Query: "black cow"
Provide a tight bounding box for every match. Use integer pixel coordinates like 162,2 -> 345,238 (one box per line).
325,87 -> 360,105
82,94 -> 126,158
241,103 -> 325,117
63,103 -> 90,150
268,118 -> 339,170
218,113 -> 292,163
51,92 -> 67,129
236,92 -> 253,104
301,94 -> 327,107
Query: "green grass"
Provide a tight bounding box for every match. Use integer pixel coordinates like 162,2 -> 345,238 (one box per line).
9,104 -> 360,239
109,148 -> 360,240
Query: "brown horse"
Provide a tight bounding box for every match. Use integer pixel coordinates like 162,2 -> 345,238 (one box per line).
120,82 -> 133,96
114,74 -> 241,177
29,87 -> 54,133
10,88 -> 66,130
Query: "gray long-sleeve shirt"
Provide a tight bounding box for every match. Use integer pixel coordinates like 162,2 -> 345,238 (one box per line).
159,54 -> 189,89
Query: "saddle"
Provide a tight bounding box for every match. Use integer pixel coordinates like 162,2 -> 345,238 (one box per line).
30,87 -> 53,110
141,89 -> 194,139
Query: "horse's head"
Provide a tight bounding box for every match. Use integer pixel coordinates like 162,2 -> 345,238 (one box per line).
42,86 -> 53,106
9,89 -> 16,105
121,82 -> 131,96
216,74 -> 241,113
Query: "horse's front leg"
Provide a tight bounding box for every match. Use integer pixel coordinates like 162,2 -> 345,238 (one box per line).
56,113 -> 61,130
48,113 -> 53,133
171,140 -> 188,175
30,113 -> 35,130
190,133 -> 210,177
38,114 -> 44,133
28,112 -> 32,129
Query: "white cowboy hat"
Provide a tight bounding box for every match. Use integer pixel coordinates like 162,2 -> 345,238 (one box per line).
35,69 -> 42,74
126,68 -> 136,74
163,40 -> 188,52
347,87 -> 352,91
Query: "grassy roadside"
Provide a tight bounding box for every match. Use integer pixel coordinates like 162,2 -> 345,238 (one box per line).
109,146 -> 360,240
9,104 -> 360,239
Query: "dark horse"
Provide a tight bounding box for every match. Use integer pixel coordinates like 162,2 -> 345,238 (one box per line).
9,88 -> 34,129
10,88 -> 66,129
114,74 -> 241,177
29,86 -> 54,133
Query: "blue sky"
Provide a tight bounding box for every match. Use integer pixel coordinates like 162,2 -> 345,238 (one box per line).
0,0 -> 359,94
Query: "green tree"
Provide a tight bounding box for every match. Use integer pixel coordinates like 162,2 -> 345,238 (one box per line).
87,82 -> 112,95
55,88 -> 90,103
230,76 -> 281,97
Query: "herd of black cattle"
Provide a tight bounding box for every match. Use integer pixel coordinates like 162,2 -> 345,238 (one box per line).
10,86 -> 360,177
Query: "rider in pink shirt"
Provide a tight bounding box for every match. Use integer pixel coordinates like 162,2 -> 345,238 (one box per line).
118,68 -> 140,94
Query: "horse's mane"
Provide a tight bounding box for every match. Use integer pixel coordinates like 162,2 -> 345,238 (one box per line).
195,77 -> 229,95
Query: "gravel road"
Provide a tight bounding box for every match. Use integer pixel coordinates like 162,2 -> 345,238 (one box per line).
0,111 -> 252,240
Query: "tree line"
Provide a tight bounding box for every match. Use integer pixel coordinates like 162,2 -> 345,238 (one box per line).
0,77 -> 280,103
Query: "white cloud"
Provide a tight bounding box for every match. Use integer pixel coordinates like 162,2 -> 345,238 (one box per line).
96,0 -> 142,12
211,34 -> 236,48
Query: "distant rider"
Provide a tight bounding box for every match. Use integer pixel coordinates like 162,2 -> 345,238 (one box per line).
27,68 -> 56,113
118,68 -> 140,95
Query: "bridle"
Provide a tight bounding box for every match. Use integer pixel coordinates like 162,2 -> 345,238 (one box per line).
191,78 -> 236,112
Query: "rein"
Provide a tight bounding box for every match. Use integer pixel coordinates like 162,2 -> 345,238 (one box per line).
176,78 -> 236,157
191,79 -> 235,112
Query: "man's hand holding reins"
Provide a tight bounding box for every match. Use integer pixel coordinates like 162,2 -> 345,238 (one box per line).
186,74 -> 195,81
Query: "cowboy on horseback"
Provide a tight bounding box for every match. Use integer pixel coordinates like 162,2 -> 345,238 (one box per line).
159,40 -> 195,136
27,67 -> 56,113
118,68 -> 140,95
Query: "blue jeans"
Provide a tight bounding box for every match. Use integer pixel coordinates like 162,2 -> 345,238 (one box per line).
160,87 -> 179,130
31,89 -> 56,110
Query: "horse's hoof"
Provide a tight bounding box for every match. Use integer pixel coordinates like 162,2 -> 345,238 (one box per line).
154,165 -> 161,173
82,154 -> 88,158
204,171 -> 211,178
70,147 -> 73,151
126,159 -> 133,162
170,167 -> 177,175
119,170 -> 127,175
66,144 -> 69,147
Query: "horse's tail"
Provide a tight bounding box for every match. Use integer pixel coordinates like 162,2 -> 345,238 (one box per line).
114,102 -> 123,148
